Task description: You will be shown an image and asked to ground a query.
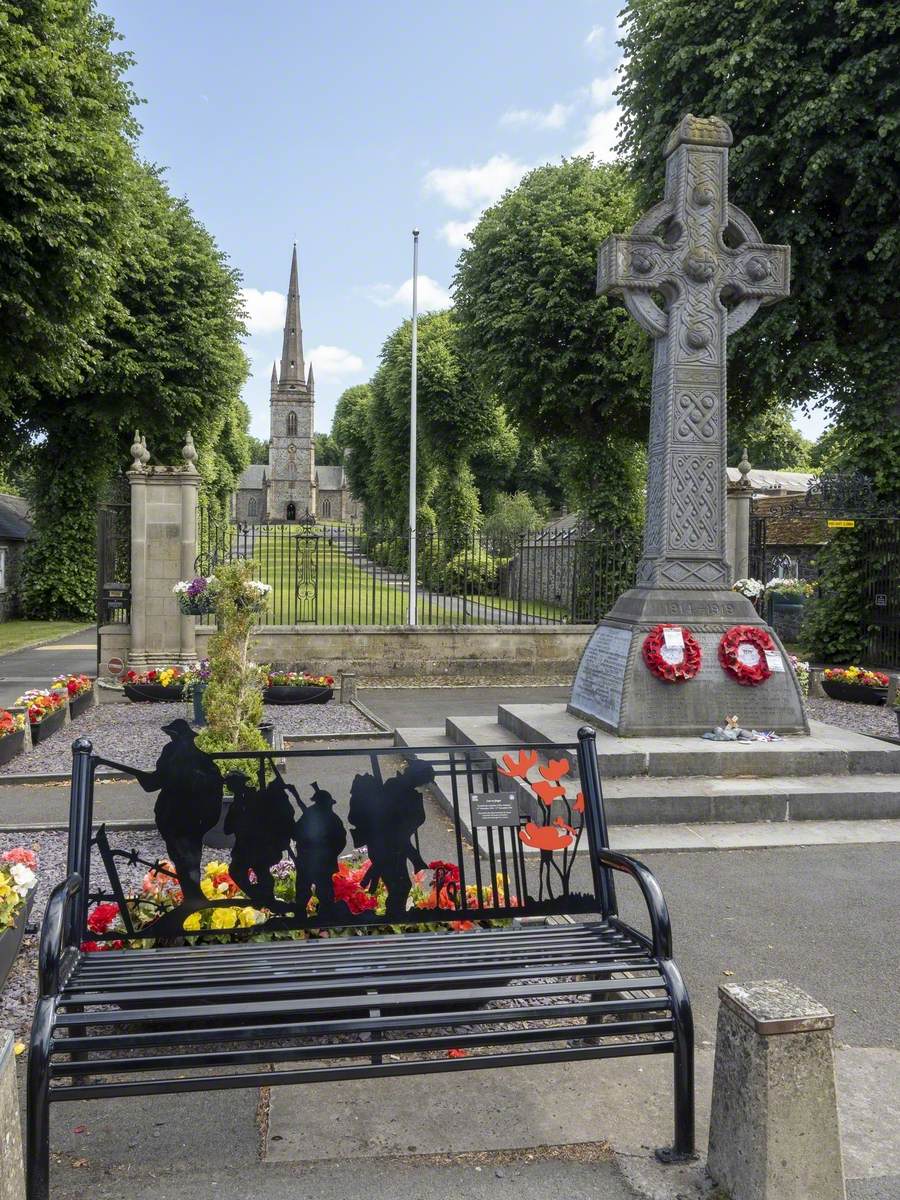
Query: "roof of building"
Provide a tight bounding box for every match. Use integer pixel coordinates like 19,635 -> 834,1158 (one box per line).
0,493 -> 31,540
725,467 -> 814,495
315,465 -> 345,491
236,464 -> 267,490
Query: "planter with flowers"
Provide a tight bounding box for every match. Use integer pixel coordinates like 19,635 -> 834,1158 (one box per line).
52,673 -> 94,719
123,665 -> 187,703
173,575 -> 219,616
263,670 -> 335,705
183,659 -> 212,726
0,709 -> 26,765
732,577 -> 765,613
822,666 -> 889,706
0,847 -> 37,987
15,689 -> 67,743
765,577 -> 815,641
789,656 -> 810,697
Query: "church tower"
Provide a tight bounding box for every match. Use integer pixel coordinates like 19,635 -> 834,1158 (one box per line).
266,245 -> 316,521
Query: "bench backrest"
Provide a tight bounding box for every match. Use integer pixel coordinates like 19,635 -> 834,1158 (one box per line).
65,726 -> 614,948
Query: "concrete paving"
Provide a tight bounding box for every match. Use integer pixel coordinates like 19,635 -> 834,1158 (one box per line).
0,626 -> 95,708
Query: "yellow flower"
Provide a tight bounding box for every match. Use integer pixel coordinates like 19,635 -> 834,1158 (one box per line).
238,906 -> 261,927
210,907 -> 238,930
182,912 -> 202,931
200,878 -> 217,899
205,861 -> 229,876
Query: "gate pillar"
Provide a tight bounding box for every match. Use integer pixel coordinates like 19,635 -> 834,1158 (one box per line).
127,433 -> 201,667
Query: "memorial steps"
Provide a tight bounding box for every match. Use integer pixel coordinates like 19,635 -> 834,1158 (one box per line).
395,706 -> 900,856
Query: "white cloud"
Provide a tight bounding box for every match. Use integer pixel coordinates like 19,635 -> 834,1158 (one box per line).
362,275 -> 452,311
500,102 -> 573,131
585,24 -> 606,55
306,345 -> 365,378
423,154 -> 529,210
440,217 -> 478,249
590,72 -> 619,108
240,288 -> 285,334
574,105 -> 621,162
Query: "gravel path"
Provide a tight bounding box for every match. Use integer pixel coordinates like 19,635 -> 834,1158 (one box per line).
807,697 -> 898,739
0,700 -> 382,777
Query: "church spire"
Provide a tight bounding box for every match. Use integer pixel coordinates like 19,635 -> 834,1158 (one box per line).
279,243 -> 305,382
307,362 -> 314,391
270,362 -> 278,390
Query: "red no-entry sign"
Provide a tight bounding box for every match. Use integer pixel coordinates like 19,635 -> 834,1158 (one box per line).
107,656 -> 124,677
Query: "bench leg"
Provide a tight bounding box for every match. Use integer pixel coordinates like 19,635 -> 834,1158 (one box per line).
27,997 -> 54,1200
655,959 -> 696,1164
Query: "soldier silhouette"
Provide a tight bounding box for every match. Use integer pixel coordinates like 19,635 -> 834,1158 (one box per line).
294,782 -> 347,915
224,768 -> 295,911
349,762 -> 433,921
105,719 -> 222,901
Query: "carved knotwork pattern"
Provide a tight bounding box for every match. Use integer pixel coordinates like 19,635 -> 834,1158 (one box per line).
673,388 -> 717,443
669,454 -> 718,552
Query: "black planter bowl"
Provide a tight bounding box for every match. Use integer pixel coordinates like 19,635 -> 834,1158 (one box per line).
821,679 -> 887,706
263,685 -> 333,705
0,729 -> 24,766
123,683 -> 186,703
30,706 -> 66,744
68,689 -> 94,719
0,887 -> 36,989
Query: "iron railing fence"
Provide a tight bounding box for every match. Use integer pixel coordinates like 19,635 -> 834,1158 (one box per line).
195,511 -> 640,627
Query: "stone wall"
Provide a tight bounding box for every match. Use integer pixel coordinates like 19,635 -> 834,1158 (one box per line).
99,622 -> 594,680
0,541 -> 23,621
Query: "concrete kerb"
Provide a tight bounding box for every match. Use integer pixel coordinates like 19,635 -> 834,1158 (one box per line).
0,1029 -> 25,1200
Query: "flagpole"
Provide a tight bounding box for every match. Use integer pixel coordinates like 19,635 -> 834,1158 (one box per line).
408,228 -> 419,627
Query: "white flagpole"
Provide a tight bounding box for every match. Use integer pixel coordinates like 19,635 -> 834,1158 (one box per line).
408,228 -> 419,627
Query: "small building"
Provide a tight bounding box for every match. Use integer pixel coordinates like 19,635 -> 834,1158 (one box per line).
0,493 -> 32,620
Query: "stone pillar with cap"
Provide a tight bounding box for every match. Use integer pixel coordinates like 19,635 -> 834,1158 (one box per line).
707,979 -> 846,1200
727,448 -> 754,580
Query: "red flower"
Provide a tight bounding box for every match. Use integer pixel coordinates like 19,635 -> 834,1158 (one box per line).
519,822 -> 574,851
2,847 -> 37,869
533,780 -> 565,807
539,758 -> 570,783
446,1048 -> 467,1058
573,792 -> 585,814
86,902 -> 119,934
498,749 -> 538,779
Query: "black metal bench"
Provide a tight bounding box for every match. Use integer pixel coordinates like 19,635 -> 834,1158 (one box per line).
27,726 -> 694,1198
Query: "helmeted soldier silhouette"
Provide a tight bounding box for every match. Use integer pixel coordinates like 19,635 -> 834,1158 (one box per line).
294,782 -> 346,914
224,768 -> 295,911
106,719 -> 222,901
349,762 -> 434,921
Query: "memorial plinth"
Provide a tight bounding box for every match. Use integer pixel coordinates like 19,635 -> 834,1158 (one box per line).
569,116 -> 807,736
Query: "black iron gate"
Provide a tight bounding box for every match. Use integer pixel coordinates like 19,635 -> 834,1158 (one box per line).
95,475 -> 131,670
860,521 -> 900,666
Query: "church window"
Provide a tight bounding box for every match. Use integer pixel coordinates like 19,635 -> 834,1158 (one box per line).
286,411 -> 298,436
286,502 -> 296,521
248,496 -> 257,517
321,498 -> 331,518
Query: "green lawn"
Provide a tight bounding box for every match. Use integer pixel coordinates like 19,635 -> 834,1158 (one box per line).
224,529 -> 562,626
0,619 -> 91,654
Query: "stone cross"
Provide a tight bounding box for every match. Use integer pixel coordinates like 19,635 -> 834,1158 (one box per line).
597,115 -> 789,590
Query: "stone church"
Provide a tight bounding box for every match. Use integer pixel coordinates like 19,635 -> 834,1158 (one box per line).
232,246 -> 361,524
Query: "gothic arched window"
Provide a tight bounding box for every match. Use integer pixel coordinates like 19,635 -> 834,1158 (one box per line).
286,411 -> 298,436
247,496 -> 257,518
321,498 -> 331,518
286,502 -> 296,521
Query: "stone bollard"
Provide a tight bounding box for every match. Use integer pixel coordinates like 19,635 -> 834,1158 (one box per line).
707,980 -> 845,1200
0,1030 -> 25,1199
339,671 -> 358,704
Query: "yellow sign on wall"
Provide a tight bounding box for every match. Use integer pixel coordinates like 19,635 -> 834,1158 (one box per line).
827,519 -> 855,529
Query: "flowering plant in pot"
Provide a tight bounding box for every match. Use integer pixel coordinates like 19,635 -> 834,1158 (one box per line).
15,688 -> 67,743
263,669 -> 335,705
123,665 -> 186,702
822,666 -> 889,705
182,659 -> 212,725
732,578 -> 764,600
0,847 -> 37,986
0,709 -> 26,766
765,577 -> 815,600
52,673 -> 94,718
173,575 -> 219,615
789,656 -> 810,697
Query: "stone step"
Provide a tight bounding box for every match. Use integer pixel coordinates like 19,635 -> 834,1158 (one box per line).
497,703 -> 900,779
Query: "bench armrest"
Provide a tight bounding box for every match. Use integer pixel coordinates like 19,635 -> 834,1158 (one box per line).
594,848 -> 673,960
38,873 -> 81,998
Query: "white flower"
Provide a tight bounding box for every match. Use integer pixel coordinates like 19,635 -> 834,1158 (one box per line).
173,581 -> 190,594
10,863 -> 35,896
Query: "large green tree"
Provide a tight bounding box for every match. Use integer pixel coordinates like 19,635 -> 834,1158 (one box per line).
332,383 -> 376,515
727,403 -> 812,471
617,0 -> 900,657
453,158 -> 650,530
0,0 -> 138,414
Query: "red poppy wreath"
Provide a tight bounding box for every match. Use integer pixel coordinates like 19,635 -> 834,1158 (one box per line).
642,624 -> 702,683
718,625 -> 774,686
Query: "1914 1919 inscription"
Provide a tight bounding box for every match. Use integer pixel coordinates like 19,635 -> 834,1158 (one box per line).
470,791 -> 519,827
571,626 -> 632,727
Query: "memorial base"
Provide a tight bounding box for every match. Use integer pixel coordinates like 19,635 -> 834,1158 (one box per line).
568,586 -> 809,737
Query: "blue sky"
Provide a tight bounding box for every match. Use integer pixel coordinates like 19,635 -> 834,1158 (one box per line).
104,0 -> 825,443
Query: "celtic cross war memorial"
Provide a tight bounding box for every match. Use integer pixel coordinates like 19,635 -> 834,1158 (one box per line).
570,115 -> 808,736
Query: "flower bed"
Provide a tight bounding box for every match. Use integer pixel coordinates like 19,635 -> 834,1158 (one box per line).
0,848 -> 37,988
123,665 -> 186,702
15,689 -> 66,743
822,666 -> 889,706
0,710 -> 26,766
263,670 -> 335,705
52,673 -> 94,718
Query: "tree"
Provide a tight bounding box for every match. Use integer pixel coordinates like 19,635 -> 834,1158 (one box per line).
454,158 -> 650,530
483,492 -> 546,552
0,0 -> 138,415
727,403 -> 812,471
247,436 -> 269,465
616,0 -> 900,655
21,162 -> 249,618
313,432 -> 342,466
332,384 -> 376,516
